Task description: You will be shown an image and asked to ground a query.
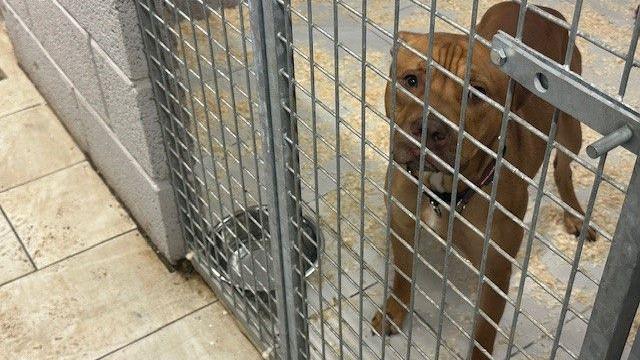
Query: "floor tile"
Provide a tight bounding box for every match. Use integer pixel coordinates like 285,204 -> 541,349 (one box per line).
0,105 -> 84,191
0,24 -> 44,118
0,162 -> 136,267
0,231 -> 215,359
103,301 -> 260,360
0,210 -> 33,284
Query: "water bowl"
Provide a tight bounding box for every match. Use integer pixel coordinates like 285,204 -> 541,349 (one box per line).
208,205 -> 323,295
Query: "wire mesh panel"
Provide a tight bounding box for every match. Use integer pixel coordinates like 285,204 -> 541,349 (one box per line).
134,0 -> 286,357
261,0 -> 640,359
136,0 -> 640,359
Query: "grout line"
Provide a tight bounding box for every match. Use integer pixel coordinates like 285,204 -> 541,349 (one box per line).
0,102 -> 45,120
0,205 -> 37,270
94,299 -> 220,359
0,269 -> 37,289
0,228 -> 137,288
0,159 -> 87,195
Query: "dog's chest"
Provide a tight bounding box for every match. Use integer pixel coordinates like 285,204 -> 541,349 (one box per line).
421,204 -> 447,237
421,173 -> 449,236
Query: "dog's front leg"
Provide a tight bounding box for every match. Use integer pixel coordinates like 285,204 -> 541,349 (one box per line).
372,168 -> 420,335
372,203 -> 416,335
470,249 -> 512,360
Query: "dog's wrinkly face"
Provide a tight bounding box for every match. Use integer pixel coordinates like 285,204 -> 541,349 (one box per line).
386,31 -> 509,175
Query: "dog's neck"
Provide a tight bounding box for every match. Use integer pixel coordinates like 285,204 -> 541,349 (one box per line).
424,144 -> 500,215
419,139 -> 503,195
455,144 -> 501,193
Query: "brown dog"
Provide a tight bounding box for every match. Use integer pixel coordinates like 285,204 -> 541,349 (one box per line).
372,2 -> 595,358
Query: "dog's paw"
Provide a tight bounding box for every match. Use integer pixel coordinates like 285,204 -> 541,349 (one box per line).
563,212 -> 597,242
371,310 -> 401,336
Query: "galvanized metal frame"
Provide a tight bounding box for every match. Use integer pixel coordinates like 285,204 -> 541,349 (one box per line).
250,0 -> 311,358
135,0 -> 283,357
135,0 -> 640,359
172,1 -> 274,342
579,158 -> 640,360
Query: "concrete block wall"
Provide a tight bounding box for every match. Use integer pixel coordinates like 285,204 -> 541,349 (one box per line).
0,0 -> 184,262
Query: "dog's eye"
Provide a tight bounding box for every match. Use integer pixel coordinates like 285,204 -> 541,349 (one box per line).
404,74 -> 418,88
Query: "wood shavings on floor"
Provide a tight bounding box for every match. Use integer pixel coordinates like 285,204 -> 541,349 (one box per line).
171,1 -> 639,355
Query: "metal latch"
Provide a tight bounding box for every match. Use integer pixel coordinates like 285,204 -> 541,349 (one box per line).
490,31 -> 640,158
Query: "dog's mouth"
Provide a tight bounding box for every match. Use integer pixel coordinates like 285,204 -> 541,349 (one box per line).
402,122 -> 451,178
406,154 -> 439,178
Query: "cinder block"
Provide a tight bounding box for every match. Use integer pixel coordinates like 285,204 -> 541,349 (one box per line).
78,92 -> 184,262
90,39 -> 168,180
2,0 -> 31,28
3,4 -> 88,151
55,0 -> 148,80
24,0 -> 108,119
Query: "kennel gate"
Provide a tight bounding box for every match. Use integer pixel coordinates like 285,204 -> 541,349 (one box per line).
134,0 -> 640,358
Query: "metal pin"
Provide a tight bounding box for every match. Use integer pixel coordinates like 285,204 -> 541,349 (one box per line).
586,125 -> 633,158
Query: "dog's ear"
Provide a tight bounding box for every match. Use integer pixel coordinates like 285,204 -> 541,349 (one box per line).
490,4 -> 576,111
511,83 -> 533,111
391,31 -> 429,55
398,31 -> 424,43
498,5 -> 582,109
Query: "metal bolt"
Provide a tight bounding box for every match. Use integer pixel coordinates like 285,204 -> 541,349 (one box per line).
490,48 -> 508,66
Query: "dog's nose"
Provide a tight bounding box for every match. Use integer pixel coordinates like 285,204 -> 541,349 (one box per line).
409,115 -> 449,148
425,116 -> 449,148
429,129 -> 447,146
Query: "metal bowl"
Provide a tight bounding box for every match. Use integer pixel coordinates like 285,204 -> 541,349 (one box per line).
208,205 -> 323,295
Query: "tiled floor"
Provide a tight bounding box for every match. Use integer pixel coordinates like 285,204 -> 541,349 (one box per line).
0,22 -> 260,359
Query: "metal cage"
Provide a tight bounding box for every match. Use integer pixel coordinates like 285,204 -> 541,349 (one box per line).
134,0 -> 640,359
